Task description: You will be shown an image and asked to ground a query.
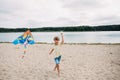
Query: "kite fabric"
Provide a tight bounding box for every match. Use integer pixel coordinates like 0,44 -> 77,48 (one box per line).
13,30 -> 35,45
13,30 -> 35,59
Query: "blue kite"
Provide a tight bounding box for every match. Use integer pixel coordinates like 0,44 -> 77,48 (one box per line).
13,30 -> 35,58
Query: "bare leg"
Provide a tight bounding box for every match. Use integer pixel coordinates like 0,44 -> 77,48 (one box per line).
56,64 -> 60,77
22,55 -> 24,59
53,65 -> 57,71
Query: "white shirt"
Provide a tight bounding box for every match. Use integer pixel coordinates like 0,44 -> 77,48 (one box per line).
53,43 -> 61,58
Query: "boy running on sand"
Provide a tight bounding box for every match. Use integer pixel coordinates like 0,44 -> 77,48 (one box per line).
49,32 -> 64,77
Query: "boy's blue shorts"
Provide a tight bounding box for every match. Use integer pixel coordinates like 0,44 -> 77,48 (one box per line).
54,56 -> 61,64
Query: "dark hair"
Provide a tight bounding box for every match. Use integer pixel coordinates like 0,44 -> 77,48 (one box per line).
54,36 -> 60,41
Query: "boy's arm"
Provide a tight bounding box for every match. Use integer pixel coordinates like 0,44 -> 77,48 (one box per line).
61,32 -> 64,45
49,48 -> 54,55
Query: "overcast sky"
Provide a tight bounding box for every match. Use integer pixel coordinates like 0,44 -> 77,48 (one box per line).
0,0 -> 120,28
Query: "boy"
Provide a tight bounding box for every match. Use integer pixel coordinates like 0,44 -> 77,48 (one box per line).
49,32 -> 64,77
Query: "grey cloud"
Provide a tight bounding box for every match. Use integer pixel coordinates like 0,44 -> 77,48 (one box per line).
25,20 -> 44,28
0,0 -> 120,28
61,0 -> 103,9
92,15 -> 120,25
53,17 -> 80,26
0,0 -> 24,13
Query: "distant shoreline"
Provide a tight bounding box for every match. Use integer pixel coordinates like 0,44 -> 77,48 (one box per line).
0,25 -> 120,32
0,31 -> 120,33
0,42 -> 120,45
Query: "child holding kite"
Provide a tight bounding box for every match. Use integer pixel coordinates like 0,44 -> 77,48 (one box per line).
49,32 -> 64,77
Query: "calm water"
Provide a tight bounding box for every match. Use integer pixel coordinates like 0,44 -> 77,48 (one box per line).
0,31 -> 120,43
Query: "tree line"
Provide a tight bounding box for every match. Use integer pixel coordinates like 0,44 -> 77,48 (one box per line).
0,25 -> 120,32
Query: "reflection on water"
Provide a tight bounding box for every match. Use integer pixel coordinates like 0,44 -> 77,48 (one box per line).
0,31 -> 120,43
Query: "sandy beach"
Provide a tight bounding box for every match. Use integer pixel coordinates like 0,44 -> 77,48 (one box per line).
0,43 -> 120,80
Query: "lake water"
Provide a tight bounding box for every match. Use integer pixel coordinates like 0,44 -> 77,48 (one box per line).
0,31 -> 120,43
